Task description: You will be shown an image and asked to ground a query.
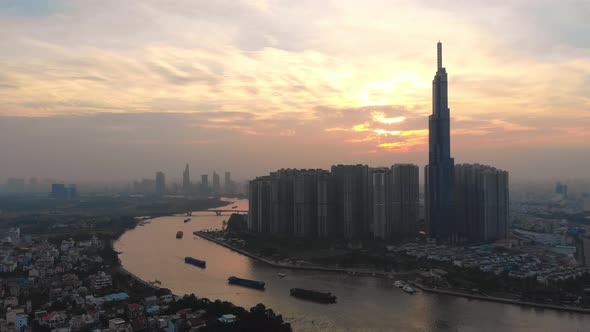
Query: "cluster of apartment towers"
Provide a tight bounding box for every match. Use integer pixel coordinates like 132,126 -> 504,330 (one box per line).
248,43 -> 509,243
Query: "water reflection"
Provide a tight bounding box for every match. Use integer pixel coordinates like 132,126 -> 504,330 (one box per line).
116,199 -> 590,332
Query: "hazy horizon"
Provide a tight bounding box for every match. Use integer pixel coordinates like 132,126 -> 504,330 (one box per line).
1,1 -> 588,183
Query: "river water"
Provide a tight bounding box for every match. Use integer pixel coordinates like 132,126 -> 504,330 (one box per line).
115,199 -> 589,331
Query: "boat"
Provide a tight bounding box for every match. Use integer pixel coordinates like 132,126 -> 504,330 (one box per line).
393,280 -> 404,288
403,285 -> 416,294
277,272 -> 286,278
228,276 -> 265,290
232,205 -> 238,209
290,288 -> 337,304
184,218 -> 191,223
184,257 -> 206,268
176,231 -> 184,239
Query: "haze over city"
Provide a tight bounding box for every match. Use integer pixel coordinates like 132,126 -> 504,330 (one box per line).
3,2 -> 590,332
0,0 -> 589,183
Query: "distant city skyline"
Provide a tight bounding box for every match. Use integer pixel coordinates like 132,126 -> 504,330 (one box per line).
0,1 -> 588,182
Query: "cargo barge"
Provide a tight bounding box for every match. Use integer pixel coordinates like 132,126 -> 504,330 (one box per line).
184,257 -> 206,268
176,231 -> 183,239
227,276 -> 265,290
290,288 -> 337,304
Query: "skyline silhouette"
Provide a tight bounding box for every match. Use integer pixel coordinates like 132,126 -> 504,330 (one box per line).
0,1 -> 588,182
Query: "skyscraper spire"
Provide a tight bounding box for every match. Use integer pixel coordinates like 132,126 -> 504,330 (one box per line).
426,41 -> 454,242
437,41 -> 442,69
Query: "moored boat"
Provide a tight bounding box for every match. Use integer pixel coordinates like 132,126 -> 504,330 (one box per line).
184,256 -> 206,268
290,288 -> 337,304
403,285 -> 416,294
393,280 -> 404,288
228,276 -> 265,290
176,231 -> 184,239
184,218 -> 191,223
277,272 -> 286,278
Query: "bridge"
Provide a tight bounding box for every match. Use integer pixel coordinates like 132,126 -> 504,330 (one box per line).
208,209 -> 248,216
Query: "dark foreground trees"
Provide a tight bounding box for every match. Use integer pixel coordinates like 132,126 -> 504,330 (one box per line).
166,294 -> 292,332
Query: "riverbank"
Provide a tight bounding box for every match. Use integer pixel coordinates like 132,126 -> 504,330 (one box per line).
413,283 -> 590,314
196,231 -> 590,315
194,231 -> 399,278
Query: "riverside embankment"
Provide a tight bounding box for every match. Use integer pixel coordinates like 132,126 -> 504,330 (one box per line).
115,198 -> 590,332
196,231 -> 590,315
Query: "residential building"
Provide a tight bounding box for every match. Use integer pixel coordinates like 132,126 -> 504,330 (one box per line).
270,169 -> 296,237
155,172 -> 165,195
454,164 -> 509,242
212,172 -> 221,194
392,164 -> 419,239
332,164 -> 370,239
370,167 -> 392,240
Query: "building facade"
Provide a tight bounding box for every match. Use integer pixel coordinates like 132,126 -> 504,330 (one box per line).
331,164 -> 370,239
454,164 -> 509,242
249,165 -> 419,241
294,170 -> 327,238
317,172 -> 335,238
370,167 -> 392,240
248,176 -> 272,233
392,164 -> 420,239
270,169 -> 296,237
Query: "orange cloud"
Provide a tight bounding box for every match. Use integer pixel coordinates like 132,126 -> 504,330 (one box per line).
372,111 -> 406,124
374,129 -> 401,135
352,123 -> 371,132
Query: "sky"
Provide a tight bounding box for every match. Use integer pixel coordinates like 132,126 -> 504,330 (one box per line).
0,0 -> 589,183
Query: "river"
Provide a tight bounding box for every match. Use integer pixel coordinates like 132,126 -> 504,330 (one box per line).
115,198 -> 589,331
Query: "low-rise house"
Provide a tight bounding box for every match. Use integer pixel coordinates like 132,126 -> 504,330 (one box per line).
167,318 -> 183,332
49,288 -> 63,303
15,314 -> 28,332
43,311 -> 67,328
3,297 -> 18,308
108,318 -> 131,332
78,240 -> 92,248
6,307 -> 25,324
127,304 -> 146,331
156,317 -> 168,330
60,239 -> 76,252
104,293 -> 129,303
92,272 -> 112,291
144,304 -> 159,315
218,314 -> 237,324
144,296 -> 157,305
85,296 -> 105,307
160,294 -> 173,304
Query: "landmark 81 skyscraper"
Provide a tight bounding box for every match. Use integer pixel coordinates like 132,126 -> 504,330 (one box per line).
425,42 -> 455,241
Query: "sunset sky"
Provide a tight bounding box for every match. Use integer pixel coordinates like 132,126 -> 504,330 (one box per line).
0,0 -> 588,182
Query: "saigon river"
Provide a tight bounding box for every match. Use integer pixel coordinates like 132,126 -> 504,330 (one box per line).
115,199 -> 589,332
